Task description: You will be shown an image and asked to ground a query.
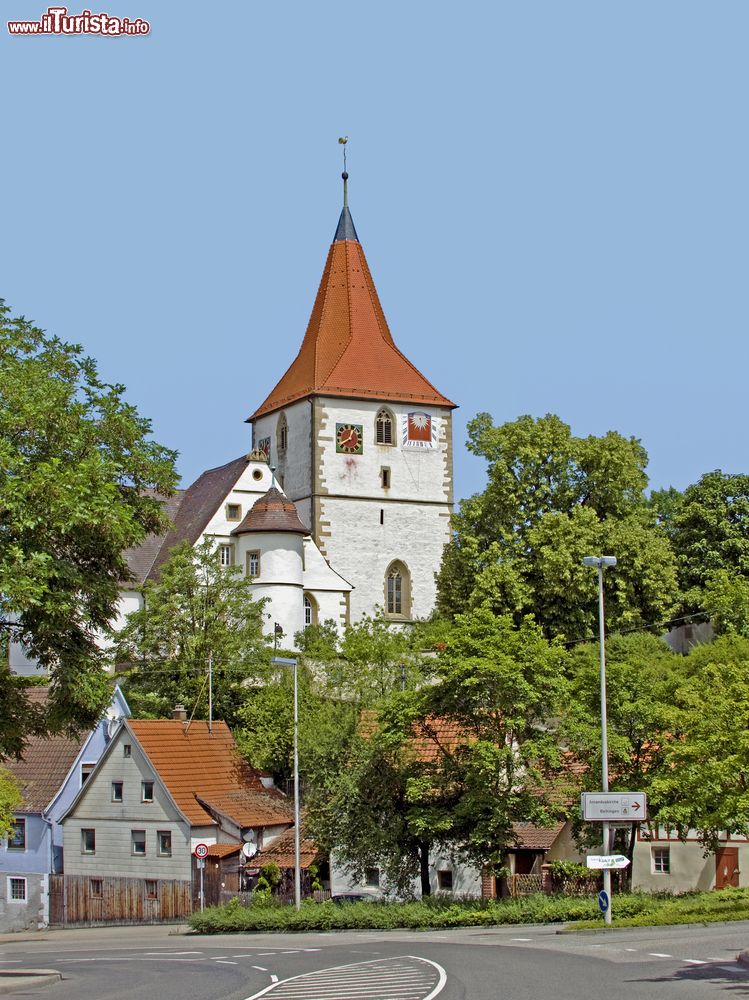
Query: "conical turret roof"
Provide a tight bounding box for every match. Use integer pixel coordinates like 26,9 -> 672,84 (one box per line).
231,487 -> 309,536
248,200 -> 455,421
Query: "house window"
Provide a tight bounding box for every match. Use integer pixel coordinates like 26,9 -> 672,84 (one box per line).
380,467 -> 391,489
247,550 -> 261,577
226,503 -> 242,522
437,869 -> 453,891
8,877 -> 26,902
8,819 -> 25,850
90,878 -> 103,897
652,847 -> 670,874
131,830 -> 146,856
218,543 -> 234,568
303,594 -> 318,628
123,744 -> 132,758
375,408 -> 394,445
111,782 -> 123,803
385,561 -> 411,618
277,413 -> 288,453
81,829 -> 96,854
364,867 -> 380,888
81,763 -> 95,785
141,781 -> 154,803
158,831 -> 172,857
380,509 -> 384,525
145,879 -> 158,900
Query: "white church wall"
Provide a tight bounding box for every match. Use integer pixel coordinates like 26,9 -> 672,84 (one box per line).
252,399 -> 311,504
312,398 -> 452,622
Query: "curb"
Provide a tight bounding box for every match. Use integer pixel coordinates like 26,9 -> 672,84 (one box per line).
737,950 -> 749,968
0,970 -> 62,995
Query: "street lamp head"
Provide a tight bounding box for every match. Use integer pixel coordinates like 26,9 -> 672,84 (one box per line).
271,656 -> 298,666
582,555 -> 617,569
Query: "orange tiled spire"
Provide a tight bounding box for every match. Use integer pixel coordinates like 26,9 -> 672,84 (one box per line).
248,174 -> 455,421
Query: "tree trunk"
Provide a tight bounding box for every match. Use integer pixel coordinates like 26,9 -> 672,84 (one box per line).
419,840 -> 431,896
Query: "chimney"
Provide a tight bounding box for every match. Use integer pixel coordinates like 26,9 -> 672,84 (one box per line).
172,704 -> 187,722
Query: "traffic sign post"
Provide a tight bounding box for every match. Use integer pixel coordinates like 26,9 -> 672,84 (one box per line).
587,855 -> 631,870
581,792 -> 647,822
194,843 -> 209,910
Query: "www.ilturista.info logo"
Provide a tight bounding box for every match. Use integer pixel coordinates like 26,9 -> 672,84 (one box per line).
8,6 -> 150,35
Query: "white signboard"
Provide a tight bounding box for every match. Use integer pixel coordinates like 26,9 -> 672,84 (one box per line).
581,792 -> 647,821
587,854 -> 631,870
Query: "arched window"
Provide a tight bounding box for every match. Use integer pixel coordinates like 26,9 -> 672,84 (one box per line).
385,561 -> 411,618
375,408 -> 395,446
303,593 -> 318,628
277,412 -> 288,453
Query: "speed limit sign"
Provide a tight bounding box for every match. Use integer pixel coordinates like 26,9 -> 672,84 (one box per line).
194,843 -> 209,859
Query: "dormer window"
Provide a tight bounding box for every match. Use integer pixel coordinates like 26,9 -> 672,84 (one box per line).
376,408 -> 394,445
226,503 -> 242,521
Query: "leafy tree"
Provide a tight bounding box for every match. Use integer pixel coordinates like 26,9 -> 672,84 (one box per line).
654,636 -> 749,850
668,472 -> 749,609
317,609 -> 570,894
114,539 -> 268,725
437,413 -> 679,639
0,301 -> 178,755
702,571 -> 749,637
0,768 -> 22,838
406,608 -> 570,875
564,633 -> 680,862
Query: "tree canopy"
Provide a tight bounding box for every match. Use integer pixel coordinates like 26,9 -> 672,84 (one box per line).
0,301 -> 178,756
114,539 -> 269,726
437,413 -> 678,639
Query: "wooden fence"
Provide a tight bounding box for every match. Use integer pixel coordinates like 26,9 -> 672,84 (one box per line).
49,874 -> 192,926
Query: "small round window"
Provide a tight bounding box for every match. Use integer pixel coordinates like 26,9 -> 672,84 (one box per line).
252,469 -> 263,481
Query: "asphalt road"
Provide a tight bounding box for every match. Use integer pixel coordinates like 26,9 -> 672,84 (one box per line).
2,920 -> 749,999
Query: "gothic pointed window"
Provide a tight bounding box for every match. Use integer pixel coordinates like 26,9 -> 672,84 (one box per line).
303,593 -> 318,628
385,561 -> 411,619
376,408 -> 395,446
277,413 -> 288,454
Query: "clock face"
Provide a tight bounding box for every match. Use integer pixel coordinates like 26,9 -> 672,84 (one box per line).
336,423 -> 363,454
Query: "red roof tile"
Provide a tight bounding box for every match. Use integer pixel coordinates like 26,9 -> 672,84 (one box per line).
254,827 -> 318,870
197,789 -> 293,828
511,821 -> 567,851
128,720 -> 282,826
5,732 -> 86,813
249,218 -> 455,420
231,488 -> 309,536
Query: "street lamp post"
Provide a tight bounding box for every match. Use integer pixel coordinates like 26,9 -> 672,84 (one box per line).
271,656 -> 301,911
582,554 -> 617,926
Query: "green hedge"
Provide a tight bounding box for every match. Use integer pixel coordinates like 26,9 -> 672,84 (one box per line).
188,892 -> 652,934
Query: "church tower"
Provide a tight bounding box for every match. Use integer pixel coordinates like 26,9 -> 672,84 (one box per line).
248,171 -> 456,624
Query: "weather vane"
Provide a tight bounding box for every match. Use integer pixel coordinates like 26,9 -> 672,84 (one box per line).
338,136 -> 350,208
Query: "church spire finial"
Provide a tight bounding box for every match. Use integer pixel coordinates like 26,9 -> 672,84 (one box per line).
338,136 -> 349,208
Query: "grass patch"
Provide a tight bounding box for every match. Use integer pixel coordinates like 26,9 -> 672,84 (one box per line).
573,886 -> 749,929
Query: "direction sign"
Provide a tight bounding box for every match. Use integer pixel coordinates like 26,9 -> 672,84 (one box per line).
581,792 -> 647,821
587,854 -> 631,870
193,842 -> 209,859
598,890 -> 610,914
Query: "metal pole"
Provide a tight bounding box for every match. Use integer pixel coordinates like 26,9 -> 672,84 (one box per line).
200,862 -> 204,913
293,658 -> 301,911
597,564 -> 612,926
208,651 -> 213,736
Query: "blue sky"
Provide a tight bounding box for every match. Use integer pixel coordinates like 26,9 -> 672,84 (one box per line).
2,1 -> 746,502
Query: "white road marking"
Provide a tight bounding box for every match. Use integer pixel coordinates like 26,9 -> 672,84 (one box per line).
648,953 -> 673,959
252,966 -> 268,972
145,951 -> 203,956
625,948 -> 637,952
684,959 -> 708,965
242,955 -> 446,1000
303,949 -> 321,952
235,954 -> 265,958
511,938 -> 532,942
270,974 -> 279,983
215,960 -> 238,965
